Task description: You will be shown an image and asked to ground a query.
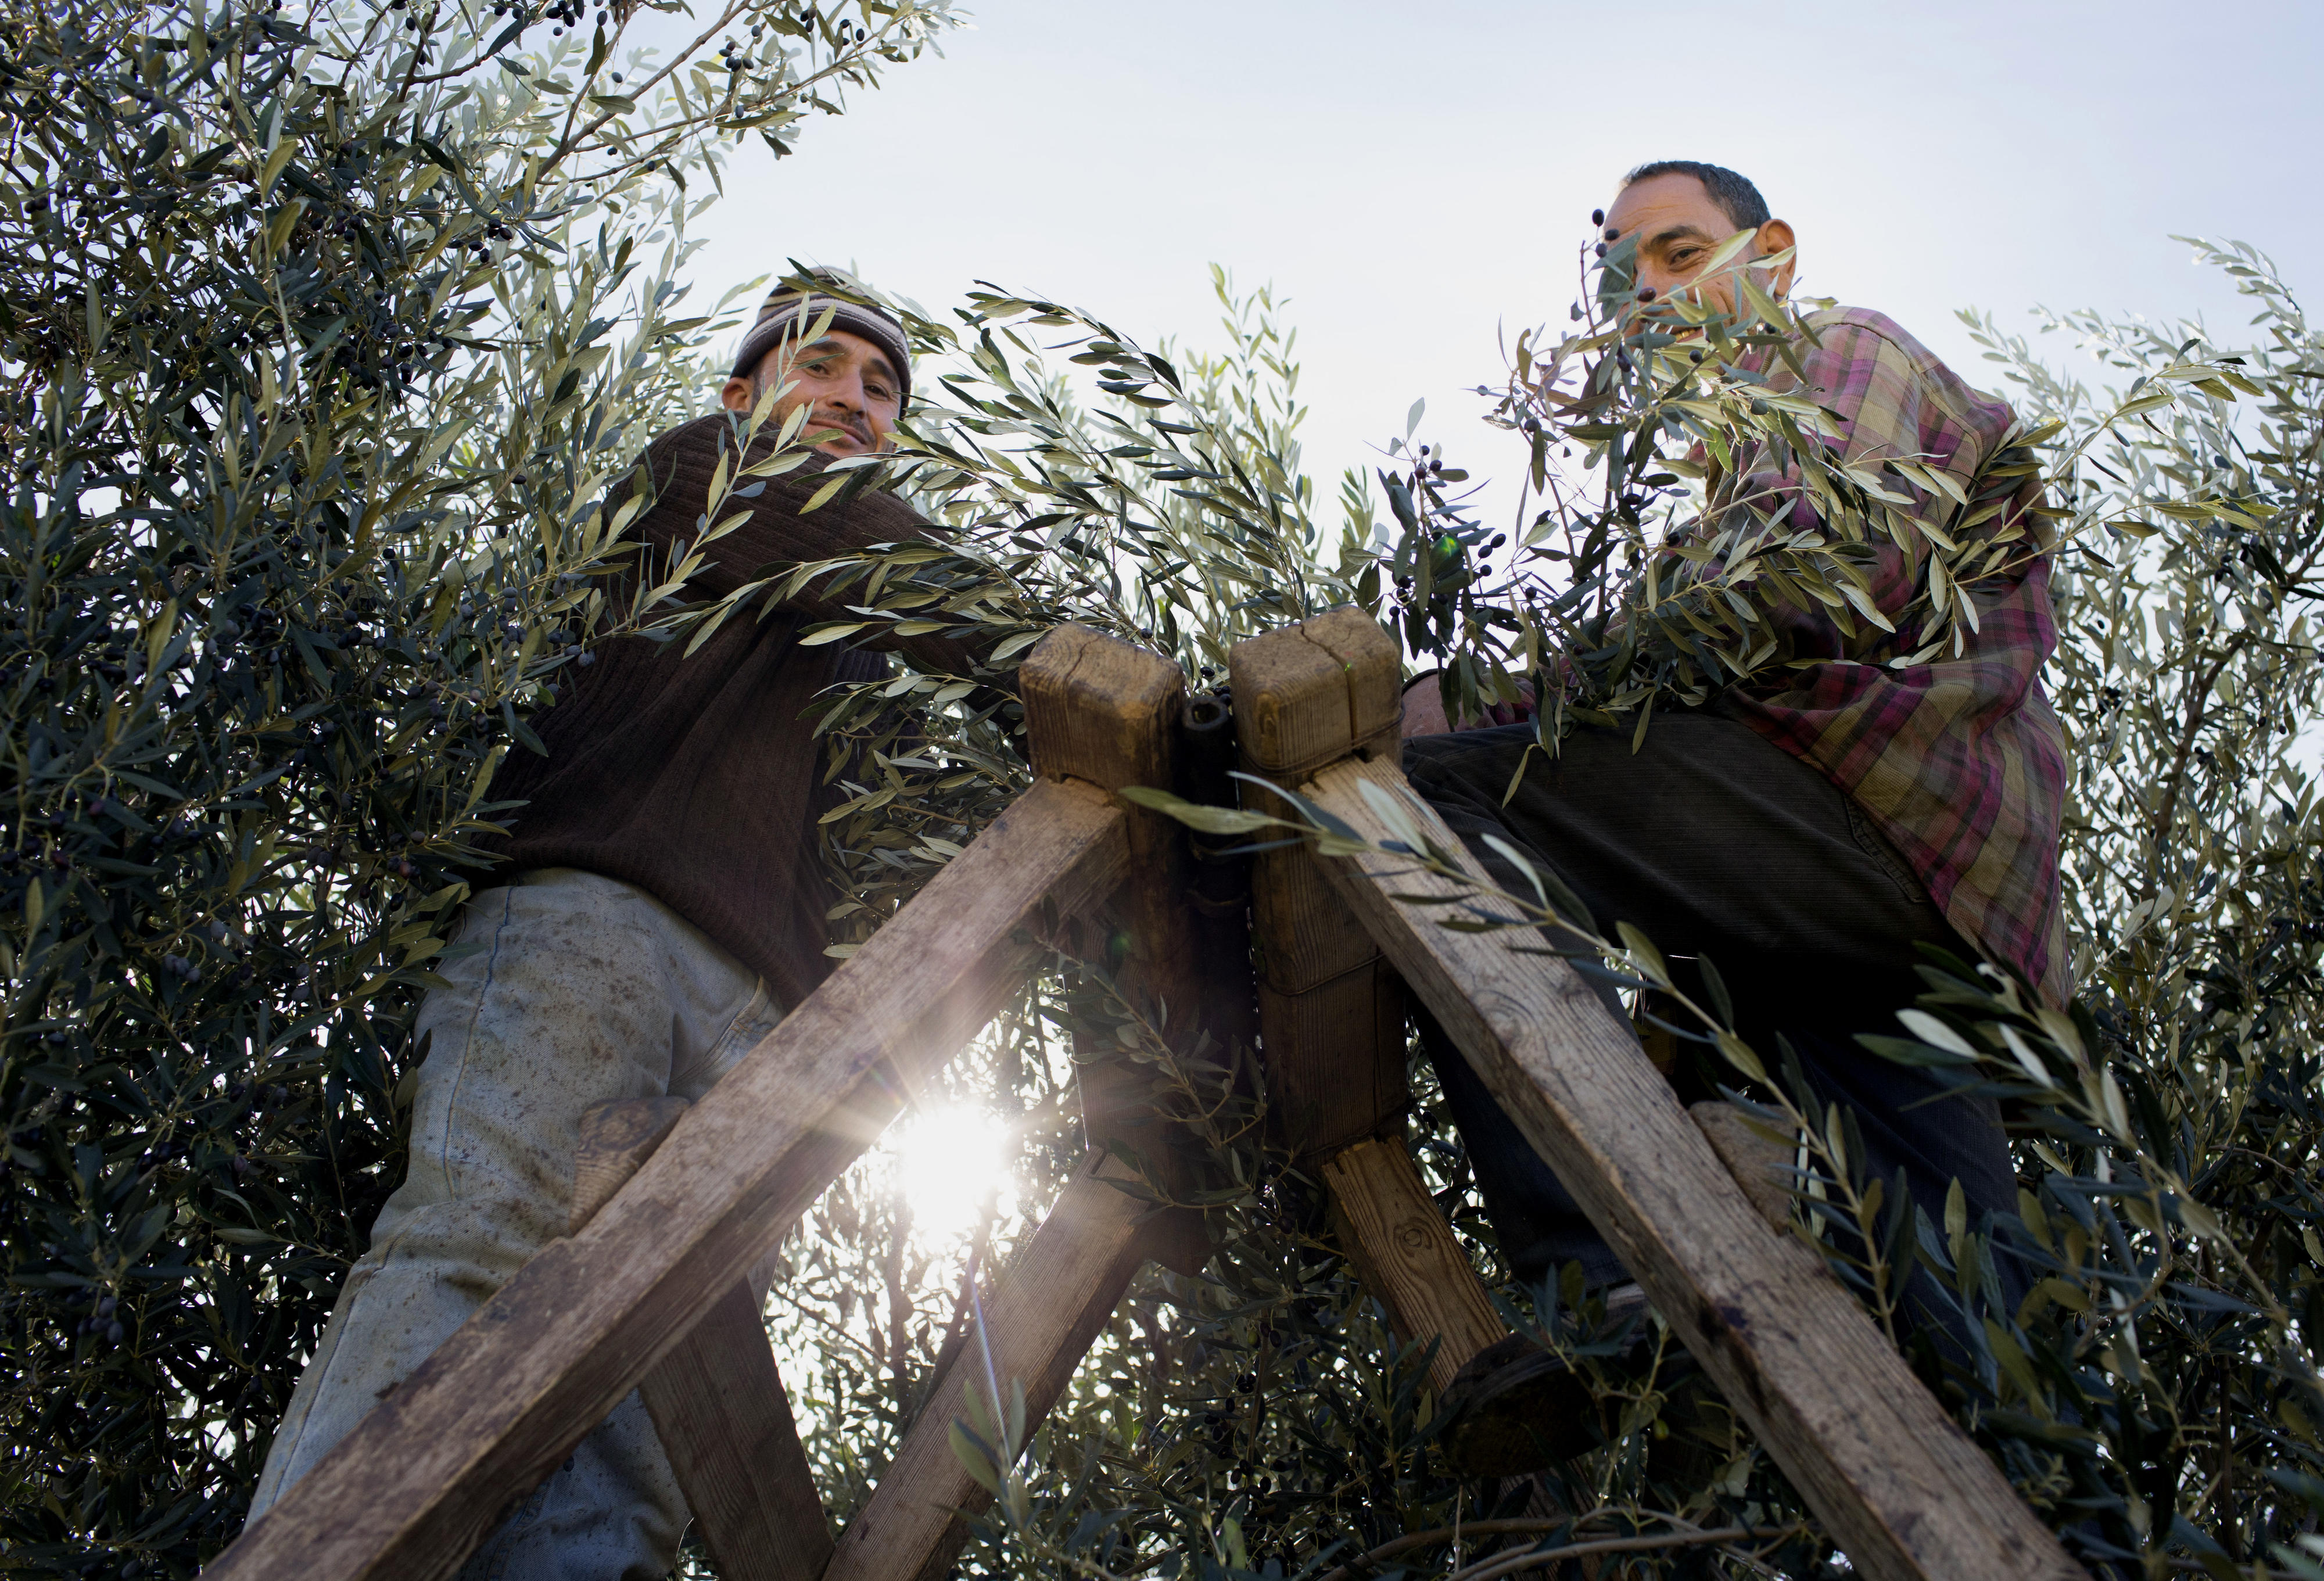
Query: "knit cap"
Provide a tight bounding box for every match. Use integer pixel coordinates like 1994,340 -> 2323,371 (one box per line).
729,270 -> 912,401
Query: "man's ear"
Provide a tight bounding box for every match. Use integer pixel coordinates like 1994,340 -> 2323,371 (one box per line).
1756,218 -> 1798,299
719,374 -> 755,413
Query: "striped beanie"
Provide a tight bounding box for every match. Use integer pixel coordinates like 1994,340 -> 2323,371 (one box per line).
729,270 -> 911,401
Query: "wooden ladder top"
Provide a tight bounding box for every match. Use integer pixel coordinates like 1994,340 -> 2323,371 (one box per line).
206,615 -> 2081,1581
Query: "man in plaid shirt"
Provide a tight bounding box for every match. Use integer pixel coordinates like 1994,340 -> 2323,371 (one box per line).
1711,313 -> 2070,1013
1412,160 -> 2067,1474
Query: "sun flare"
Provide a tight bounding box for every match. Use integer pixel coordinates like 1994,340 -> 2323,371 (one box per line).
892,1105 -> 1015,1241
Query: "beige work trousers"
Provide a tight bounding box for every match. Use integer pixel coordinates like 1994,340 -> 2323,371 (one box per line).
248,868 -> 786,1580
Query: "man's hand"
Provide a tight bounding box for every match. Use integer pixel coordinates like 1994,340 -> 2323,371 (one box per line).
1402,673 -> 1537,739
1402,675 -> 1453,738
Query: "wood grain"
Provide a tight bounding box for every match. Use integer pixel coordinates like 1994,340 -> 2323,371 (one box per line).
1253,962 -> 1410,1160
568,1099 -> 833,1581
1023,622 -> 1210,1277
1233,607 -> 1404,1008
820,1163 -> 1151,1581
1690,1100 -> 1795,1235
209,775 -> 1130,1581
1232,610 -> 1411,1158
1229,605 -> 1404,783
1319,1138 -> 1504,1393
1306,753 -> 2082,1581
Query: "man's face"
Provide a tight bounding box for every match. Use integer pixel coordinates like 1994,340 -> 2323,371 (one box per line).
719,327 -> 902,457
1601,172 -> 1795,322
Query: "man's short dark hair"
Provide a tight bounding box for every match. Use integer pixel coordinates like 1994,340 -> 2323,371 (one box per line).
1620,161 -> 1771,232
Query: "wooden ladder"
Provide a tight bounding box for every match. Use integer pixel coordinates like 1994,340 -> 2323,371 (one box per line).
206,615 -> 2082,1581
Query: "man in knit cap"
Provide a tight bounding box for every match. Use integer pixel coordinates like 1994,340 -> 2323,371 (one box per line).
248,271 -> 1002,1578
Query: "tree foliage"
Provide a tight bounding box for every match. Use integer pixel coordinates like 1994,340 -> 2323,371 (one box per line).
4,0 -> 2321,1575
781,241 -> 2324,1578
0,0 -> 951,1570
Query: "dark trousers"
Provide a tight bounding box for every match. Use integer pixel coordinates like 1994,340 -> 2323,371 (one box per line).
1401,711 -> 2024,1349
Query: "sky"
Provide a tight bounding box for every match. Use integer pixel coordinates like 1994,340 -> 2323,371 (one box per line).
647,0 -> 2322,530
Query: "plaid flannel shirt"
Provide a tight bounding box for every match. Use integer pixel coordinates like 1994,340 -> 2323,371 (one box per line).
1702,306 -> 2071,1007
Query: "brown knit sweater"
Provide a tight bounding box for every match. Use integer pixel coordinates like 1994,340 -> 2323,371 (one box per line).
487,412 -> 989,1009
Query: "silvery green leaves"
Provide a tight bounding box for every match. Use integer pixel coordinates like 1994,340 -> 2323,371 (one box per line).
900,271 -> 1368,681
0,2 -> 958,1572
1116,786 -> 1281,839
1832,243 -> 2324,1571
1378,225 -> 2266,757
776,273 -> 1375,965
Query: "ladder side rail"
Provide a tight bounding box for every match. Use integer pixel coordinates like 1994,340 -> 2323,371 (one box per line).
1318,1136 -> 1505,1390
641,1282 -> 831,1580
1305,752 -> 2082,1581
206,773 -> 1131,1581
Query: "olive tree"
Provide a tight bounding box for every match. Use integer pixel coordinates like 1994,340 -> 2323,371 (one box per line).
0,0 -> 953,1571
8,0 -> 2322,1571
